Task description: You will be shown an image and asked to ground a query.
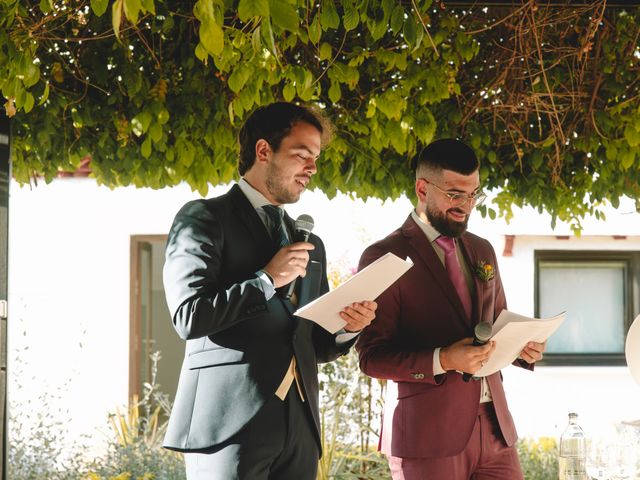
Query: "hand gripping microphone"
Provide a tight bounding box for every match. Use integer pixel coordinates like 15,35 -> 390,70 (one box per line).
462,322 -> 493,382
282,214 -> 315,299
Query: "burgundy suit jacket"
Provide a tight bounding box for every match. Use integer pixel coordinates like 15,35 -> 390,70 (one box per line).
356,215 -> 530,459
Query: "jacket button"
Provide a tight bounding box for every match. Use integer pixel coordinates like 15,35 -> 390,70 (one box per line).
411,373 -> 425,380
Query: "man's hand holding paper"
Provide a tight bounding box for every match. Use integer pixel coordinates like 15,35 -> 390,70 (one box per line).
519,340 -> 547,364
295,252 -> 412,333
340,300 -> 378,332
473,310 -> 565,377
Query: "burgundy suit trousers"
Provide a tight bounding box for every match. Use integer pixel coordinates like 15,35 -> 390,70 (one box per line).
387,403 -> 523,480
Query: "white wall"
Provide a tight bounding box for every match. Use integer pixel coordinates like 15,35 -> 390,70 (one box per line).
8,178 -> 216,453
477,206 -> 640,441
7,178 -> 640,455
495,234 -> 640,442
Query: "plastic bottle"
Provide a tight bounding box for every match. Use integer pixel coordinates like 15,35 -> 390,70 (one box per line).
558,412 -> 587,480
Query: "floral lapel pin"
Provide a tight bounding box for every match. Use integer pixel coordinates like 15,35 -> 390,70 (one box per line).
474,261 -> 495,282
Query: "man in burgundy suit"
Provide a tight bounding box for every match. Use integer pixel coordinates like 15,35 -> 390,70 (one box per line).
356,139 -> 546,480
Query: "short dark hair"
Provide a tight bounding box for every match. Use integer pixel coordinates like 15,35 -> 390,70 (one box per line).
412,138 -> 479,177
238,102 -> 332,175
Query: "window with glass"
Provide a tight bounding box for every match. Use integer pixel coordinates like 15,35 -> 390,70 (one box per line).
535,251 -> 640,365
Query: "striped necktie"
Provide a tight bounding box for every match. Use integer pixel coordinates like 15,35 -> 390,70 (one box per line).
262,205 -> 289,248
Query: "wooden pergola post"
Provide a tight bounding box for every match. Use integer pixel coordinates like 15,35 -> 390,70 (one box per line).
0,113 -> 10,480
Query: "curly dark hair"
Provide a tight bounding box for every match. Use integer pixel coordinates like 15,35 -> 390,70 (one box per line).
237,102 -> 333,176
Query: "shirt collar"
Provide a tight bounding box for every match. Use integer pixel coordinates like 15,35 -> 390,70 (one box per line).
238,178 -> 282,210
410,209 -> 442,243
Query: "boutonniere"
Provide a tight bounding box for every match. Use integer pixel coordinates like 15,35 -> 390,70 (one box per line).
474,261 -> 495,281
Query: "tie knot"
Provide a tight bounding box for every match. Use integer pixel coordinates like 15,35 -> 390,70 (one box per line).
435,235 -> 456,254
262,204 -> 284,220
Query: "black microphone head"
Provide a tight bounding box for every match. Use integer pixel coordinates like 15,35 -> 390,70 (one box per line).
294,214 -> 314,234
474,322 -> 493,343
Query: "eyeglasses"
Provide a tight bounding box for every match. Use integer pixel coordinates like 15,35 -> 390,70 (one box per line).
420,178 -> 487,208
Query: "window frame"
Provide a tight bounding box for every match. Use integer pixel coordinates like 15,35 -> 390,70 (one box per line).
534,250 -> 640,366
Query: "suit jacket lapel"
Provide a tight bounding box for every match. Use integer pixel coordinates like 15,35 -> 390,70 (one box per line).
283,210 -> 295,240
228,186 -> 306,320
228,184 -> 274,255
458,234 -> 496,326
401,216 -> 470,327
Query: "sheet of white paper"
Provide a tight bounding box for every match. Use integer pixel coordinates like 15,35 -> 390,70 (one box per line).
474,310 -> 566,377
625,314 -> 640,385
294,252 -> 413,333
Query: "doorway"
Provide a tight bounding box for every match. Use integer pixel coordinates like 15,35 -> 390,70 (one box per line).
129,235 -> 182,403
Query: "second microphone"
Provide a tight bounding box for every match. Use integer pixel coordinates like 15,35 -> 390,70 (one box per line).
462,321 -> 493,382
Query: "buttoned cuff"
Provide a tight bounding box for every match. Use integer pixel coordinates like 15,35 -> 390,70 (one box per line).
255,270 -> 276,300
433,347 -> 446,376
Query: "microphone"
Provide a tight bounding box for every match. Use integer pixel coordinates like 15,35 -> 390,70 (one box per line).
282,214 -> 315,299
462,322 -> 493,382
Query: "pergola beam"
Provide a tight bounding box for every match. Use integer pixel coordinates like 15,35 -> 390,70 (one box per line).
441,1 -> 640,6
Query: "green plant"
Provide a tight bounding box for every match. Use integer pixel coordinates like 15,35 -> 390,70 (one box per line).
84,471 -> 157,480
85,352 -> 185,480
8,325 -> 89,480
107,352 -> 169,449
8,384 -> 88,480
8,318 -> 181,480
517,436 -> 559,480
319,257 -> 389,478
317,350 -> 390,479
83,442 -> 184,480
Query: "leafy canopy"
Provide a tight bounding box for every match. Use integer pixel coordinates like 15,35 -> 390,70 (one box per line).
1,0 -> 639,232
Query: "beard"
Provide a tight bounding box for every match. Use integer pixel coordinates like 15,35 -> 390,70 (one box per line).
265,161 -> 301,204
425,203 -> 469,238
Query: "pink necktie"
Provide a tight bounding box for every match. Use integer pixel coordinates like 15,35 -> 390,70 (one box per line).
435,236 -> 472,319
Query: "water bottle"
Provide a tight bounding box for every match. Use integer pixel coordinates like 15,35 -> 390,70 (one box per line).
558,412 -> 587,480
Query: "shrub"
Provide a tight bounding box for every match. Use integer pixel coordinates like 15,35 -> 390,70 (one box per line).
517,436 -> 559,480
9,348 -> 184,480
8,340 -> 88,480
84,353 -> 185,480
83,442 -> 184,480
317,350 -> 389,479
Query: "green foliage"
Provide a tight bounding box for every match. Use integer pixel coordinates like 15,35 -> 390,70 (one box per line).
8,383 -> 88,480
84,442 -> 185,480
318,349 -> 390,480
85,352 -> 185,480
8,328 -> 89,480
2,2 -> 639,229
517,437 -> 559,480
8,349 -> 183,480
